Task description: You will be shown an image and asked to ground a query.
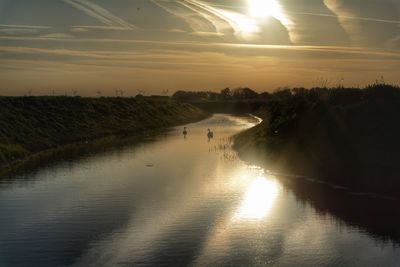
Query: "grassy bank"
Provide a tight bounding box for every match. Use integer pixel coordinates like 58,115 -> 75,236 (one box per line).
234,84 -> 400,198
0,96 -> 208,167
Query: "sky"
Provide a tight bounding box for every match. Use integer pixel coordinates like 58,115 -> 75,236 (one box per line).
0,0 -> 399,96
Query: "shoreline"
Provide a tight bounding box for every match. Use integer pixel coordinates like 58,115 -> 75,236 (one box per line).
0,96 -> 210,174
0,114 -> 211,178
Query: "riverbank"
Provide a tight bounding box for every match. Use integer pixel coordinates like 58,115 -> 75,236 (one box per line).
234,84 -> 400,199
1,113 -> 399,266
0,96 -> 208,168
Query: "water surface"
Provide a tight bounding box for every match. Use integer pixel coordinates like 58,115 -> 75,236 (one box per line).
0,114 -> 399,267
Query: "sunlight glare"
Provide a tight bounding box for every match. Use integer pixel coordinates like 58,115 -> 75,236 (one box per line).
247,0 -> 292,26
218,9 -> 260,36
234,176 -> 279,220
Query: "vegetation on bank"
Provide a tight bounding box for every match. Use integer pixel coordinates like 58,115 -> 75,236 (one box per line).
172,87 -> 270,113
0,96 -> 207,166
172,86 -> 306,103
233,83 -> 400,197
3,83 -> 400,197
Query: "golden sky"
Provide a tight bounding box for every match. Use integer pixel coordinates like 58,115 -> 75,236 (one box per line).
0,0 -> 399,95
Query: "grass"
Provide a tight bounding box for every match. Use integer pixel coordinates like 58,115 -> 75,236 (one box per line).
0,96 -> 208,166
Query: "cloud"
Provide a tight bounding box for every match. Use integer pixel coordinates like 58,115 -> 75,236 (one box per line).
168,28 -> 186,33
0,24 -> 52,35
1,41 -> 399,63
71,27 -> 89,33
152,0 -> 219,33
39,33 -> 75,39
152,0 -> 261,40
1,47 -> 399,95
71,25 -> 134,32
387,33 -> 400,49
191,31 -> 224,37
153,0 -> 296,43
0,28 -> 38,35
63,0 -> 138,30
288,10 -> 399,24
0,24 -> 51,29
324,0 -> 368,45
324,0 -> 400,47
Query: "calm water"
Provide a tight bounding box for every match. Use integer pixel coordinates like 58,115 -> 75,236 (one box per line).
0,114 -> 399,267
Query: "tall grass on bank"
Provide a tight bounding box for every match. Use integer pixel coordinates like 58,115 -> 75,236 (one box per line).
0,96 -> 207,166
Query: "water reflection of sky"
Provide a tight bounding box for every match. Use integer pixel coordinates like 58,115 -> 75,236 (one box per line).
1,114 -> 400,267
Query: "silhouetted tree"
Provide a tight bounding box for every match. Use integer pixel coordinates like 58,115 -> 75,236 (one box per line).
259,91 -> 272,99
232,87 -> 258,99
220,88 -> 232,100
272,88 -> 292,100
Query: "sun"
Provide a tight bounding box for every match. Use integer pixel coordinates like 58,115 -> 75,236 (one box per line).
247,0 -> 286,21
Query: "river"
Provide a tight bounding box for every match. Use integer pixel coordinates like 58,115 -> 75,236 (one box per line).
0,114 -> 399,267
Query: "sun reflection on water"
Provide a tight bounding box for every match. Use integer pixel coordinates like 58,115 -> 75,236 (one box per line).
234,175 -> 279,221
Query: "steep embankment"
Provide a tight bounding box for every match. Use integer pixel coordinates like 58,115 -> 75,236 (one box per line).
0,96 -> 207,166
234,85 -> 400,198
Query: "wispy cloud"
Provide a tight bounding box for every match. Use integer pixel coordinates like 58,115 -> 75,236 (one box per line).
0,24 -> 52,35
168,28 -> 186,33
0,28 -> 39,35
1,41 -> 399,60
1,44 -> 399,95
324,0 -> 368,45
0,24 -> 52,29
387,33 -> 400,49
153,0 -> 296,42
292,10 -> 400,25
63,0 -> 138,30
152,0 -> 218,33
185,0 -> 261,39
70,25 -> 137,35
190,31 -> 224,37
40,33 -> 75,39
152,0 -> 261,40
324,0 -> 400,47
199,3 -> 400,25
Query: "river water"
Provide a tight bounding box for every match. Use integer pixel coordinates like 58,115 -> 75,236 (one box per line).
0,114 -> 399,267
